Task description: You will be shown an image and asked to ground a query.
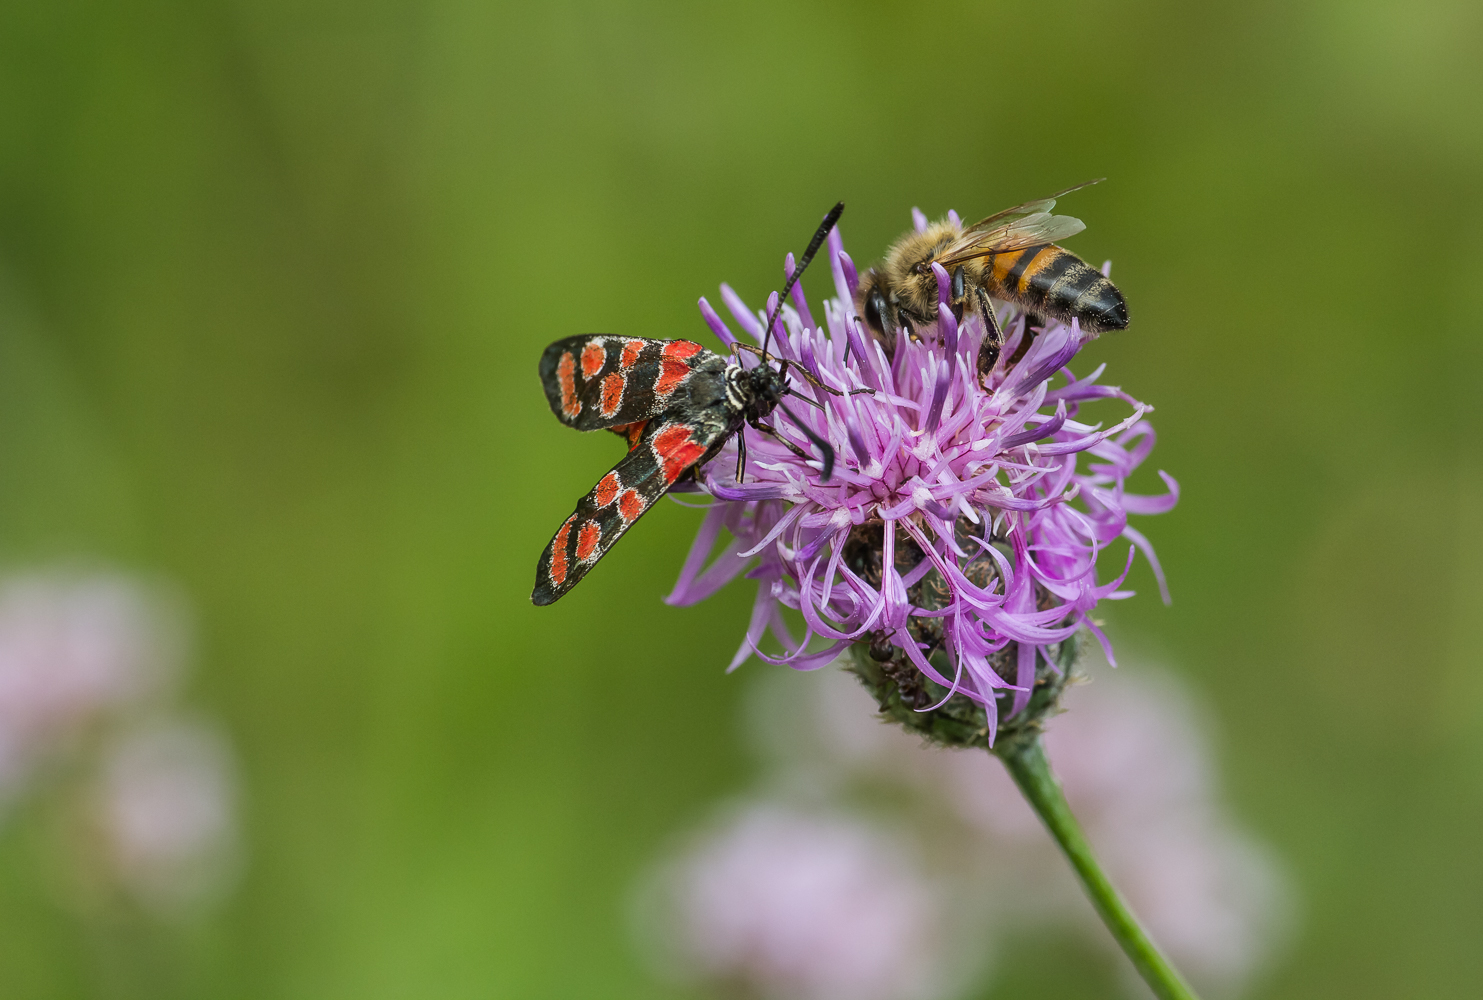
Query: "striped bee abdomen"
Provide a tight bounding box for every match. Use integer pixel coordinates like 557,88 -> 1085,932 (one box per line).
986,244 -> 1129,334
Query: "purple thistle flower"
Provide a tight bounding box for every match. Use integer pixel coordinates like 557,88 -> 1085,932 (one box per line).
668,214 -> 1177,744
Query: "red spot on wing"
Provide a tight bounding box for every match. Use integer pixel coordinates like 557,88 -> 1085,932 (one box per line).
594,472 -> 619,508
621,339 -> 645,369
654,340 -> 704,397
655,359 -> 690,397
600,373 -> 625,417
664,340 -> 703,361
550,516 -> 575,587
581,341 -> 606,378
576,521 -> 601,562
558,352 -> 580,418
617,489 -> 644,523
653,423 -> 708,484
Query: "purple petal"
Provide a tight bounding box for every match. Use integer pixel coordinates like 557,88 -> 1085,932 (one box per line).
751,639 -> 849,671
827,226 -> 853,305
763,291 -> 796,359
1001,400 -> 1068,448
1010,332 -> 1083,395
836,249 -> 859,302
1121,524 -> 1171,605
931,261 -> 951,309
847,318 -> 881,390
665,504 -> 726,605
706,481 -> 797,501
784,252 -> 817,332
727,581 -> 777,672
697,296 -> 736,348
1011,641 -> 1037,716
720,283 -> 764,341
1121,470 -> 1180,515
924,353 -> 951,435
936,301 -> 959,361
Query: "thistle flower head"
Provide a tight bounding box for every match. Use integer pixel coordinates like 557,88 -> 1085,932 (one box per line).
667,214 -> 1177,744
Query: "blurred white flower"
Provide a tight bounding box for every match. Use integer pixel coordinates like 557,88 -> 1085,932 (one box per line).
93,717 -> 241,916
642,802 -> 957,1000
0,572 -> 175,802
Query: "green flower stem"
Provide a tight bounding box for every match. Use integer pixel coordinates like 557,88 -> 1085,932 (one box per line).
994,733 -> 1201,1000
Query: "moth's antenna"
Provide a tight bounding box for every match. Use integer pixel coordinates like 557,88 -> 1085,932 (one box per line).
762,202 -> 845,359
735,342 -> 873,397
784,387 -> 825,410
777,401 -> 836,482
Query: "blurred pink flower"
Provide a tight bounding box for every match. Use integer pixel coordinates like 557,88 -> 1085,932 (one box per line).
644,803 -> 958,1000
646,654 -> 1294,998
0,572 -> 173,801
0,566 -> 242,919
93,718 -> 240,915
802,661 -> 1292,996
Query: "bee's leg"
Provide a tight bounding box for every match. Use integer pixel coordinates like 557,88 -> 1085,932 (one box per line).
950,267 -> 966,323
898,310 -> 919,344
735,424 -> 748,484
1005,310 -> 1044,369
974,286 -> 1003,382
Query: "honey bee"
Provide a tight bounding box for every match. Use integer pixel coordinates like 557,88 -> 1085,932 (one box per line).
856,180 -> 1128,378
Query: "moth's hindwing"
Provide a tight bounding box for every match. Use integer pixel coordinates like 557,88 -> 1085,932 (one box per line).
531,415 -> 723,605
538,335 -> 719,431
606,420 -> 648,451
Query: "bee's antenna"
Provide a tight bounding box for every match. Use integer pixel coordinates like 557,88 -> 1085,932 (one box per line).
762,202 -> 845,359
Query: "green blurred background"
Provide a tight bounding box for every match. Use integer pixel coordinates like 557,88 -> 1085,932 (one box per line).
1,0 -> 1480,996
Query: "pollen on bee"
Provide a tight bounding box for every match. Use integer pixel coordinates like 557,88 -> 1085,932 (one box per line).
576,521 -> 601,562
600,373 -> 625,416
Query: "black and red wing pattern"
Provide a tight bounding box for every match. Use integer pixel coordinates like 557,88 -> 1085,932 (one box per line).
531,415 -> 722,605
605,420 -> 649,451
539,335 -> 722,432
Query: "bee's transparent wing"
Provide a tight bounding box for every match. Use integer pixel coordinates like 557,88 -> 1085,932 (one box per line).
936,212 -> 1088,266
962,178 -> 1104,234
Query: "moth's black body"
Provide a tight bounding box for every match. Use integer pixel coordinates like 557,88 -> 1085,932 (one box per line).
531,335 -> 794,606
532,201 -> 854,606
